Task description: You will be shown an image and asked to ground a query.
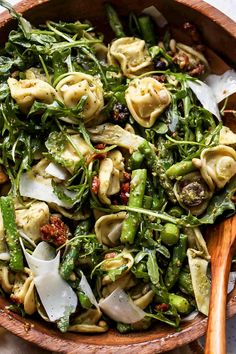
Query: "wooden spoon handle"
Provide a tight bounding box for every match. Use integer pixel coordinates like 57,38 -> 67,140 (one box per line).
204,259 -> 231,354
205,217 -> 236,354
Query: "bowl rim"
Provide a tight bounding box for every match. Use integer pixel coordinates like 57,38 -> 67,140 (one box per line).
0,0 -> 236,39
0,0 -> 236,353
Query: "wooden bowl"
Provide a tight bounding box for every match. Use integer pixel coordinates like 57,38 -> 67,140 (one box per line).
0,0 -> 236,353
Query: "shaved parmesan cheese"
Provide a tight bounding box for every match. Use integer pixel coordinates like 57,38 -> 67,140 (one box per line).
142,6 -> 168,28
99,287 -> 145,324
188,80 -> 221,120
181,310 -> 199,322
19,172 -> 73,208
0,252 -> 10,261
79,271 -> 99,309
20,240 -> 77,321
45,162 -> 68,181
206,70 -> 236,103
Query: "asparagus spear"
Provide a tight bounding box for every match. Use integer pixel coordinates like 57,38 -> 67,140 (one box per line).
0,196 -> 24,272
127,150 -> 144,171
138,15 -> 156,46
178,267 -> 194,296
60,239 -> 81,280
120,169 -> 147,244
138,140 -> 177,203
105,4 -> 125,38
169,293 -> 191,314
60,220 -> 90,280
164,233 -> 187,290
166,160 -> 196,179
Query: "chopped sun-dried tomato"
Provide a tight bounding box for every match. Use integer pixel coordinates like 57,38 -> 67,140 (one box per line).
95,143 -> 106,150
122,171 -> 131,182
120,181 -> 130,205
40,216 -> 69,246
155,303 -> 169,312
91,175 -> 100,194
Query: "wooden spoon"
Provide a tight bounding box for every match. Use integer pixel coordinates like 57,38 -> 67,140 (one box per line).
205,215 -> 236,354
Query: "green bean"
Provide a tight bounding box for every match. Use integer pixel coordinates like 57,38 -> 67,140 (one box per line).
138,15 -> 156,46
166,160 -> 197,179
120,169 -> 147,244
169,293 -> 191,314
105,4 -> 125,38
160,223 -> 180,246
60,239 -> 81,280
164,234 -> 187,290
178,268 -> 194,296
138,140 -> 177,203
0,196 -> 24,272
127,151 -> 144,171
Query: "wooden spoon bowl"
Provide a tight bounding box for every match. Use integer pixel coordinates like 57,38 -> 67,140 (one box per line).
0,0 -> 236,353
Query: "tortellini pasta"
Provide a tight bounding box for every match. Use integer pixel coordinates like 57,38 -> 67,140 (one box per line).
95,212 -> 127,247
125,77 -> 171,128
97,151 -> 124,205
10,268 -> 37,315
56,72 -> 104,122
69,308 -> 108,333
185,227 -> 211,316
193,145 -> 236,190
174,42 -> 209,72
101,251 -> 134,285
108,37 -> 152,78
219,126 -> 236,146
7,77 -> 57,113
0,264 -> 13,293
15,201 -> 50,242
174,171 -> 213,216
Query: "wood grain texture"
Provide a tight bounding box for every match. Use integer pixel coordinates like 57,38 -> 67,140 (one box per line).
0,0 -> 236,353
205,217 -> 236,354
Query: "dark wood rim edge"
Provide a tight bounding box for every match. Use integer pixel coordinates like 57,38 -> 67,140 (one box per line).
0,0 -> 235,352
0,0 -> 236,39
0,295 -> 235,353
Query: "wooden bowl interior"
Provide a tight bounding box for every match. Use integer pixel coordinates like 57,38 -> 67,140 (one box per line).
0,0 -> 236,353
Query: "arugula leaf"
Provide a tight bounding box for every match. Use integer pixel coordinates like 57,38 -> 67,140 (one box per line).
147,250 -> 159,286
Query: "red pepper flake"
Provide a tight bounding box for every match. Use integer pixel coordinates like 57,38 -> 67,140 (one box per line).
40,216 -> 69,246
155,303 -> 169,312
91,176 -> 100,194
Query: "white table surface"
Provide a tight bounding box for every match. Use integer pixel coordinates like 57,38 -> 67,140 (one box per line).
0,0 -> 236,353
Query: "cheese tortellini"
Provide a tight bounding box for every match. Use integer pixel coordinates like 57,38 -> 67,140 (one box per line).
97,150 -> 124,205
125,77 -> 171,128
193,145 -> 236,191
10,268 -> 37,315
7,77 -> 57,113
108,37 -> 152,78
56,72 -> 104,122
95,212 -> 127,247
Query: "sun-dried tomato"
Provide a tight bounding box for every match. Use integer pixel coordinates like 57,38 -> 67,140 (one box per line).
95,143 -> 106,150
40,216 -> 69,246
120,181 -> 130,205
91,175 -> 100,194
122,171 -> 131,182
155,303 -> 169,312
